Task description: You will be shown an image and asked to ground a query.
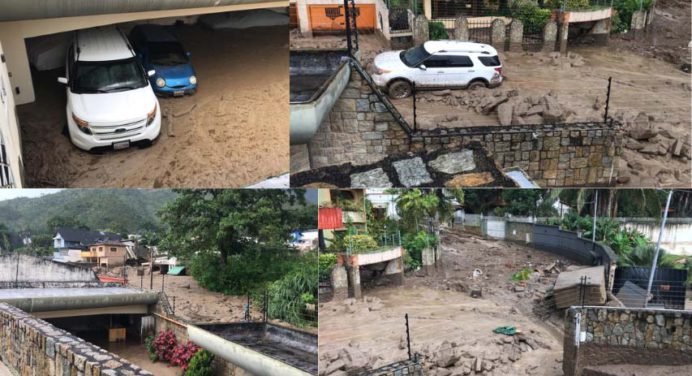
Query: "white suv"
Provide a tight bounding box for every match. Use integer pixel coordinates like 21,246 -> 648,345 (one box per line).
372,41 -> 503,99
58,27 -> 161,151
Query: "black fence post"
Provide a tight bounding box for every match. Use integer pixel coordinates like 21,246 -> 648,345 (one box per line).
604,76 -> 612,124
161,271 -> 165,293
264,290 -> 268,323
405,313 -> 412,360
343,0 -> 352,56
412,82 -> 417,132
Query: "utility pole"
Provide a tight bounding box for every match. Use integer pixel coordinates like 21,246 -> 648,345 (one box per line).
645,190 -> 673,308
149,248 -> 154,290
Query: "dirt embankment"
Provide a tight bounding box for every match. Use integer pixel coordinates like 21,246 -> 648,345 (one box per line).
319,227 -> 579,376
20,25 -> 289,188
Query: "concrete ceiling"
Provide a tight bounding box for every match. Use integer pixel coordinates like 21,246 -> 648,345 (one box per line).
0,0 -> 280,22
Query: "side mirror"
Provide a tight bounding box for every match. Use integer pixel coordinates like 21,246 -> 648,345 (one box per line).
419,65 -> 427,71
147,70 -> 156,77
57,77 -> 68,84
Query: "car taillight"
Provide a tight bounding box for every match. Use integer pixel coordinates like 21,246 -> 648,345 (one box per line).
494,67 -> 502,76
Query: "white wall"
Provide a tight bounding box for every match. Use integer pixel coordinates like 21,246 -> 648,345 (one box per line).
620,220 -> 692,256
0,41 -> 22,187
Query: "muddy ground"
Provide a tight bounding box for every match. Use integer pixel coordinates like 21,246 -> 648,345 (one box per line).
319,227 -> 579,376
20,24 -> 289,188
291,30 -> 691,188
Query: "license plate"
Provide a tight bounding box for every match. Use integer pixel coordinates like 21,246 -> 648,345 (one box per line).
173,90 -> 184,97
113,141 -> 130,150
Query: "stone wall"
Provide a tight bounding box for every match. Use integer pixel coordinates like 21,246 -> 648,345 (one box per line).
563,306 -> 692,376
307,65 -> 410,169
413,124 -> 619,187
0,302 -> 152,376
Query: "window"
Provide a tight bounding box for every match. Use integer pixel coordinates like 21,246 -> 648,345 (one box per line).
99,247 -> 103,252
110,247 -> 117,253
72,58 -> 147,94
478,56 -> 501,67
448,56 -> 474,67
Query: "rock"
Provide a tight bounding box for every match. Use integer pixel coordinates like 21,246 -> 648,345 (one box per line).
392,157 -> 433,187
436,350 -> 460,368
625,139 -> 645,150
513,101 -> 531,116
480,95 -> 509,115
323,359 -> 346,375
338,346 -> 371,372
514,285 -> 525,292
542,94 -> 564,123
616,176 -> 631,184
639,144 -> 660,154
497,102 -> 513,126
445,172 -> 495,187
475,356 -> 483,372
429,150 -> 476,174
435,369 -> 452,376
671,139 -> 684,157
431,89 -> 452,96
629,127 -> 658,141
350,168 -> 392,188
470,287 -> 482,298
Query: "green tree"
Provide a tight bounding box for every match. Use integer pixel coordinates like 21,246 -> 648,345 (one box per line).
394,189 -> 439,231
159,190 -> 308,294
47,215 -> 89,232
0,223 -> 11,253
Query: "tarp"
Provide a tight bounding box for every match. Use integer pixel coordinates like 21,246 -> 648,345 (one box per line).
318,208 -> 343,230
168,266 -> 186,275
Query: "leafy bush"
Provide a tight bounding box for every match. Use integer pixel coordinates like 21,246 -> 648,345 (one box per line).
511,1 -> 552,35
404,251 -> 421,271
185,350 -> 215,376
267,255 -> 318,327
319,253 -> 338,280
546,0 -> 590,9
511,267 -> 533,281
611,0 -> 653,33
344,234 -> 378,253
402,231 -> 437,269
144,334 -> 158,362
152,330 -> 178,363
429,22 -> 448,40
171,341 -> 201,371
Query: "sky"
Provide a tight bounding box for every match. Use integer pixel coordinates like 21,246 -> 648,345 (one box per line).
0,189 -> 62,201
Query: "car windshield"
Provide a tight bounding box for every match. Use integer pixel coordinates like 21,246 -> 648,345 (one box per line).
148,42 -> 188,66
400,45 -> 431,67
73,58 -> 147,94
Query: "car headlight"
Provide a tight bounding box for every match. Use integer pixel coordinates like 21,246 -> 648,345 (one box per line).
71,113 -> 91,134
189,75 -> 197,85
156,77 -> 166,88
147,103 -> 157,126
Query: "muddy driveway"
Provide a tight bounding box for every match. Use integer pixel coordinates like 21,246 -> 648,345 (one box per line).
19,24 -> 289,188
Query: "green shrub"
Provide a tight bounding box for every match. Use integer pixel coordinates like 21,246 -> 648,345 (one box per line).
546,0 -> 589,9
404,251 -> 421,271
402,231 -> 437,269
318,253 -> 338,280
512,1 -> 552,34
185,350 -> 215,376
611,0 -> 653,33
267,258 -> 318,327
144,334 -> 158,362
344,234 -> 378,253
511,267 -> 533,281
429,22 -> 448,40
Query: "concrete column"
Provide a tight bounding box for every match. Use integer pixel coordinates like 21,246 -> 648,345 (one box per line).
630,10 -> 647,39
453,16 -> 469,41
509,19 -> 523,52
331,265 -> 349,301
296,0 -> 312,37
490,19 -> 506,51
543,21 -> 557,52
421,247 -> 435,276
385,257 -> 404,286
423,0 -> 432,20
590,19 -> 610,46
413,15 -> 429,46
558,21 -> 569,54
348,265 -> 361,299
0,32 -> 35,105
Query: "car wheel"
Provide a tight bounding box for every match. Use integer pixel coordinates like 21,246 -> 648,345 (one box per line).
388,80 -> 413,99
468,80 -> 487,90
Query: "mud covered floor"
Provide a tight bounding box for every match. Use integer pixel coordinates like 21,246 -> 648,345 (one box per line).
292,32 -> 691,188
318,227 -> 585,375
19,24 -> 288,188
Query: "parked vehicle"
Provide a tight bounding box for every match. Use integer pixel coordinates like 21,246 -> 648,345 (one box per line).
129,24 -> 197,96
372,41 -> 503,99
58,27 -> 161,151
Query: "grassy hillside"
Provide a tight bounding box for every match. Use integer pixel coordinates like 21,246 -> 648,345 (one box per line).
0,189 -> 177,235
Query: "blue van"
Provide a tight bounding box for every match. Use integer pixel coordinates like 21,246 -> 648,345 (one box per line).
130,24 -> 197,96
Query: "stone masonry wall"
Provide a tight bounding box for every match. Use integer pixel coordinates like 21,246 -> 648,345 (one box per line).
308,65 -> 409,169
0,302 -> 152,376
307,67 -> 619,186
563,306 -> 692,376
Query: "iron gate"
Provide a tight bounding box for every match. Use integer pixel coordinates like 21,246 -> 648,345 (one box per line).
467,18 -> 493,44
389,7 -> 411,31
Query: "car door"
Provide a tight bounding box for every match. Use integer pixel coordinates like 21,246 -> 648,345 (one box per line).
414,55 -> 450,87
447,55 -> 476,86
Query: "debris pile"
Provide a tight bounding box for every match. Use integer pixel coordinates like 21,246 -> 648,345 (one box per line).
419,89 -> 577,127
419,333 -> 555,375
319,341 -> 378,376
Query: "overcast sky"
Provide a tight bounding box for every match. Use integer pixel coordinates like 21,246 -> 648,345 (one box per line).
0,189 -> 63,201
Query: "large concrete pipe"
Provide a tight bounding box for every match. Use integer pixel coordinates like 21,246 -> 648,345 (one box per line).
187,325 -> 312,376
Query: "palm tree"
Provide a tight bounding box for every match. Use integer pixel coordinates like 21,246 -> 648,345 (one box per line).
619,244 -> 677,268
395,189 -> 439,231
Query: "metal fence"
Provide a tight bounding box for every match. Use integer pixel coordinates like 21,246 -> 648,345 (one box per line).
613,267 -> 688,310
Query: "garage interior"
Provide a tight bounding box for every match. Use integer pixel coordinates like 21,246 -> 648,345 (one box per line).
0,1 -> 289,188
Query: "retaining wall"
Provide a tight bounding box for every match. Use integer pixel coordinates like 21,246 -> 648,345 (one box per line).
0,302 -> 152,375
563,306 -> 692,376
0,254 -> 96,284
